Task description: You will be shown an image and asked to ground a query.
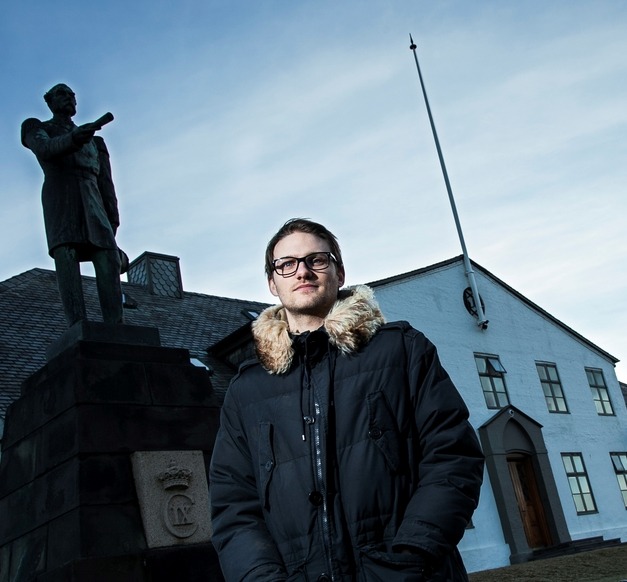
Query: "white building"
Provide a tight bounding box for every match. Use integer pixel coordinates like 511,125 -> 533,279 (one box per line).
369,255 -> 626,572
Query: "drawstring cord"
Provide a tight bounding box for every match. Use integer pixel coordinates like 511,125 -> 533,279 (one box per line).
300,347 -> 308,441
298,332 -> 315,442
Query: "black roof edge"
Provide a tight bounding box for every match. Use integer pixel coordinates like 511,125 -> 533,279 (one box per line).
208,321 -> 254,358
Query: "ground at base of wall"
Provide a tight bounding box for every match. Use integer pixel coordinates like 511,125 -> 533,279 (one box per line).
469,545 -> 627,582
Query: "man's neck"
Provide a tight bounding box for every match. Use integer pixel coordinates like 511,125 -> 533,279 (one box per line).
286,313 -> 326,335
51,113 -> 73,125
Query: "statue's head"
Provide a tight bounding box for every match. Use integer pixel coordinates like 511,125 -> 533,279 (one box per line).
44,84 -> 77,117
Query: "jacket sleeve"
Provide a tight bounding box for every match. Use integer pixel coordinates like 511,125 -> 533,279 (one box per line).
209,382 -> 288,582
392,331 -> 484,562
21,118 -> 80,159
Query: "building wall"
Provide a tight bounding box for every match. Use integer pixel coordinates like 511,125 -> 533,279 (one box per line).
371,261 -> 627,572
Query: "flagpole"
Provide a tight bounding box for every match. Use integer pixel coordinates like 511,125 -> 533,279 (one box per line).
409,34 -> 488,329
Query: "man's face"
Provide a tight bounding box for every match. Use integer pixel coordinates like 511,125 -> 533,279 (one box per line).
268,231 -> 345,323
47,85 -> 77,117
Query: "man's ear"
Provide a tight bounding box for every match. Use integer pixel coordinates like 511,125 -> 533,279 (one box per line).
268,276 -> 279,298
337,266 -> 346,289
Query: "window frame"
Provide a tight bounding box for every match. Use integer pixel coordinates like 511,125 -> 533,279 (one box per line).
610,452 -> 627,509
585,367 -> 615,416
561,453 -> 597,515
536,361 -> 569,413
474,354 -> 510,409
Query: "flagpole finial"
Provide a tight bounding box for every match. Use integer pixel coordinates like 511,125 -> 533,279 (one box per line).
409,34 -> 416,50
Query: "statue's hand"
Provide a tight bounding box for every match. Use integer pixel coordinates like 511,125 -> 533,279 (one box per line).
72,124 -> 96,145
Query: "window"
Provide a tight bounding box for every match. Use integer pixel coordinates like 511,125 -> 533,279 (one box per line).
561,453 -> 597,514
610,453 -> 627,509
536,362 -> 568,413
585,368 -> 614,416
475,354 -> 509,409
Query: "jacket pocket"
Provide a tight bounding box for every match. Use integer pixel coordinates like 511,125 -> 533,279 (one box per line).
366,390 -> 403,473
258,421 -> 275,510
358,546 -> 427,581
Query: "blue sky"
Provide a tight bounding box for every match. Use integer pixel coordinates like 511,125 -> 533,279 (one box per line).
1,1 -> 626,378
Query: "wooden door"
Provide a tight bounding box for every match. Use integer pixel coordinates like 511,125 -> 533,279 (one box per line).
508,456 -> 552,549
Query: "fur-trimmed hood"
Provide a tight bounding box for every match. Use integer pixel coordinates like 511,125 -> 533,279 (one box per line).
252,285 -> 385,374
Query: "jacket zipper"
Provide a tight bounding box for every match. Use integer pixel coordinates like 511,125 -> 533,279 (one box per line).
307,356 -> 336,580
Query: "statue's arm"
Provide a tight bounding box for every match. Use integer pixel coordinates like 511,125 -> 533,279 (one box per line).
21,118 -> 81,160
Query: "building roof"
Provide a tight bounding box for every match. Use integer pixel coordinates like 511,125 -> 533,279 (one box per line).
0,258 -> 270,421
368,255 -> 619,365
2,253 -> 619,425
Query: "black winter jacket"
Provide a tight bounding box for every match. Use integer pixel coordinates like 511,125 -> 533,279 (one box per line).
210,286 -> 484,581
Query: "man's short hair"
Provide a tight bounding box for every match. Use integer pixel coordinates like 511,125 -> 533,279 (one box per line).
265,218 -> 343,278
44,83 -> 73,105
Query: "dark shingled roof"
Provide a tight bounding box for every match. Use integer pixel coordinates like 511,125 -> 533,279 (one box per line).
0,265 -> 269,422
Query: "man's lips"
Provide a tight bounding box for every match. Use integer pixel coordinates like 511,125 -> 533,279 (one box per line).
294,284 -> 317,292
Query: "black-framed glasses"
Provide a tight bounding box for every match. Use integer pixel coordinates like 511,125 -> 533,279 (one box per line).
272,252 -> 337,277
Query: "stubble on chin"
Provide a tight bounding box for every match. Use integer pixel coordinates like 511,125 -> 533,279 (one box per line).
289,290 -> 335,319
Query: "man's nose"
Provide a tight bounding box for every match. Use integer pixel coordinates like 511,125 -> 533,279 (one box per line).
295,260 -> 314,277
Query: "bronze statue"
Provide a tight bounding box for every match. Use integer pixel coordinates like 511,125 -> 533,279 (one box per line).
21,83 -> 125,326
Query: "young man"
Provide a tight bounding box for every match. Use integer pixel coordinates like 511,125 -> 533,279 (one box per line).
210,218 -> 484,581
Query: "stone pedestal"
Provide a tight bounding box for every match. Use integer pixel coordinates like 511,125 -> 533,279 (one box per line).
0,323 -> 224,581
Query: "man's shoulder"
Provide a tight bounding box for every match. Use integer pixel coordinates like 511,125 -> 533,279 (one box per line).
231,356 -> 265,383
20,118 -> 44,145
380,320 -> 412,331
378,320 -> 422,337
371,320 -> 432,351
22,117 -> 44,128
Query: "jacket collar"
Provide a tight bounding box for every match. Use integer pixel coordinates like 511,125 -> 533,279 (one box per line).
252,285 -> 385,374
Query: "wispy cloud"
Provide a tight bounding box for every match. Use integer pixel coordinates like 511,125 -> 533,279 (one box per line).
1,0 -> 626,376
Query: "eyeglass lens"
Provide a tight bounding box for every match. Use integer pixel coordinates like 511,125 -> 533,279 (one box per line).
273,252 -> 332,276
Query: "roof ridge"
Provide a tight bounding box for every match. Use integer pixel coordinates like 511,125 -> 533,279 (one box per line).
123,281 -> 270,307
0,268 -> 55,292
367,255 -> 464,287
